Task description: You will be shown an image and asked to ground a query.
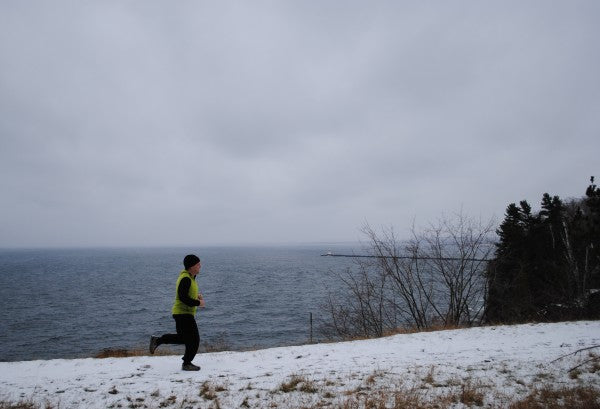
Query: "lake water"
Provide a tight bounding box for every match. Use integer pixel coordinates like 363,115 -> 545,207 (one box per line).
0,245 -> 359,361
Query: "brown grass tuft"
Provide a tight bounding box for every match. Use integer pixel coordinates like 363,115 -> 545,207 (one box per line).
279,375 -> 305,393
459,382 -> 485,406
278,375 -> 319,393
158,395 -> 177,407
509,385 -> 600,409
299,379 -> 319,394
422,366 -> 435,385
199,381 -> 218,400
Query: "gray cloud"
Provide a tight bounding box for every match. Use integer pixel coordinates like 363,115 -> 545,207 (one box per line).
1,1 -> 599,247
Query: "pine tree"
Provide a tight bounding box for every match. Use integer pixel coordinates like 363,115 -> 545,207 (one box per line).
583,176 -> 600,289
486,201 -> 534,323
485,177 -> 600,323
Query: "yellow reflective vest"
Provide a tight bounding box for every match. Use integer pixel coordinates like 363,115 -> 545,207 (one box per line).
171,270 -> 199,315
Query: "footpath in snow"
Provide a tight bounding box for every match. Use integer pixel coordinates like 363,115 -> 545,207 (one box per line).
1,321 -> 599,408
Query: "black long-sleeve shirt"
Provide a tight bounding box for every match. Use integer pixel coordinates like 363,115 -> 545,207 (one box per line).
177,277 -> 201,307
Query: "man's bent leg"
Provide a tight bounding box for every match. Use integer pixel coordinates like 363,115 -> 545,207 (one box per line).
150,331 -> 183,354
159,334 -> 183,344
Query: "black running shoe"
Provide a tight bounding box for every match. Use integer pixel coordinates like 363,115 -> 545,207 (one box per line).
149,336 -> 159,354
182,362 -> 200,371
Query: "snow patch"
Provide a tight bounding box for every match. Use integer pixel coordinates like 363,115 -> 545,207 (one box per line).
1,321 -> 598,408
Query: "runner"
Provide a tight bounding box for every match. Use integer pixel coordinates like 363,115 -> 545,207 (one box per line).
149,254 -> 205,371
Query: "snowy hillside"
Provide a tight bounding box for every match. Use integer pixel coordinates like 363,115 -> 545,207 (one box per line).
1,321 -> 599,408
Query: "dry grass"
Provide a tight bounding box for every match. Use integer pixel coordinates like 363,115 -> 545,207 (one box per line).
299,380 -> 319,394
421,366 -> 436,385
332,383 -> 600,409
158,395 -> 177,407
384,322 -> 470,337
0,400 -> 58,409
319,323 -> 472,345
3,383 -> 599,409
458,382 -> 485,406
277,374 -> 319,394
279,375 -> 307,393
365,370 -> 385,385
199,380 -> 228,401
240,396 -> 251,408
94,347 -> 177,359
94,335 -> 234,358
199,383 -> 217,401
509,385 -> 600,409
323,323 -> 474,345
0,401 -> 40,409
335,388 -> 429,409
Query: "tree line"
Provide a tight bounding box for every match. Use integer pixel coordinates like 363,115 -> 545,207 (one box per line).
323,177 -> 599,339
485,177 -> 600,323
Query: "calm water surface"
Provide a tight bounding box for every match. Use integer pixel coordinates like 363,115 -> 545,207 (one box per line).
0,245 -> 358,361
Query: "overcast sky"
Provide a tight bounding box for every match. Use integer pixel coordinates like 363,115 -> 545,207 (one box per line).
1,1 -> 599,248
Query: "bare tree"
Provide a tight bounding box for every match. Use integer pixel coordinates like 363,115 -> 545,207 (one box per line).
323,212 -> 495,339
322,259 -> 392,339
408,213 -> 496,326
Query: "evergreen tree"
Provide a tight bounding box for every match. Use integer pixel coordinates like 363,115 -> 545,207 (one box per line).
485,177 -> 600,323
486,201 -> 534,322
583,176 -> 600,289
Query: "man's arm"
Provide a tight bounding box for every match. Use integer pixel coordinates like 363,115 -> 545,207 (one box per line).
178,277 -> 201,307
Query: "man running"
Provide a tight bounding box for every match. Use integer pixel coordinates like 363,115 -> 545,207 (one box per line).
149,254 -> 205,371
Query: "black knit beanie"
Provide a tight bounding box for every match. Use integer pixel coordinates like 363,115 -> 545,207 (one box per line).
183,254 -> 200,270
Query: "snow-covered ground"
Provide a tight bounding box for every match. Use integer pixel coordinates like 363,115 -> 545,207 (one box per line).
1,321 -> 599,408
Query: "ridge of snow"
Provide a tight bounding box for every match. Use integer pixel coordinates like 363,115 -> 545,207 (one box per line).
1,321 -> 599,408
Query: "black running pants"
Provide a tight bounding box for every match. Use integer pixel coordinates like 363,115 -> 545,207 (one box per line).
158,314 -> 200,364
